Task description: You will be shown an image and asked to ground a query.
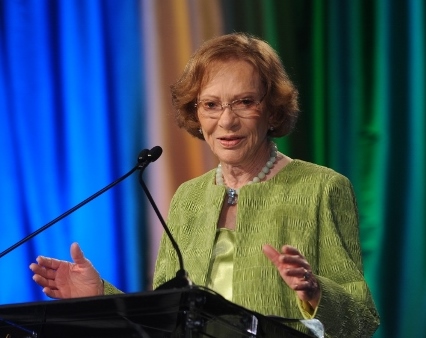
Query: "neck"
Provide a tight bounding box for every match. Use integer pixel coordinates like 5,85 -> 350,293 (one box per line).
220,142 -> 275,189
216,142 -> 278,205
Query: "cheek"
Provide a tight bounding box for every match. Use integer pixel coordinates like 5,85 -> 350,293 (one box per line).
249,120 -> 269,137
199,119 -> 216,134
203,130 -> 216,146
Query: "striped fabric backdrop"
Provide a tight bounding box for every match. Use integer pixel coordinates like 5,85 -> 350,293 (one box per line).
0,1 -> 424,337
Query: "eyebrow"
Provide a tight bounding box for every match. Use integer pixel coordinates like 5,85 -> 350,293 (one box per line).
199,92 -> 259,100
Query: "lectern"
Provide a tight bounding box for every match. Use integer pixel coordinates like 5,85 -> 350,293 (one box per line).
0,286 -> 317,337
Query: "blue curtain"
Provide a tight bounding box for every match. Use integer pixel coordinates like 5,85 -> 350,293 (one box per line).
0,0 -> 146,304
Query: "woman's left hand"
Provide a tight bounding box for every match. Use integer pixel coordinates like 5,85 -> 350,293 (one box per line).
262,244 -> 320,308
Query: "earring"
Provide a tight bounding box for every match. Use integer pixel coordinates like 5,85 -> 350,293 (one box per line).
198,128 -> 203,134
269,126 -> 274,131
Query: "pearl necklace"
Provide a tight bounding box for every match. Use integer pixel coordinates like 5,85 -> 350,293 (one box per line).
216,142 -> 278,205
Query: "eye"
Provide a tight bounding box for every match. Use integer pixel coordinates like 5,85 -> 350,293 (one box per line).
202,100 -> 221,110
233,98 -> 256,109
241,98 -> 255,106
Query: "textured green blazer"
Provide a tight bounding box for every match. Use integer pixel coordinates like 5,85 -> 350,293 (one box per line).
153,160 -> 379,337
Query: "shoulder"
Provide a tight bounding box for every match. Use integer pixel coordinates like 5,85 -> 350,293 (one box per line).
275,160 -> 355,201
284,159 -> 352,187
172,169 -> 216,200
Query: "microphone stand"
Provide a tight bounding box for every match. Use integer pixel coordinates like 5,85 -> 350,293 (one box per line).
138,147 -> 192,290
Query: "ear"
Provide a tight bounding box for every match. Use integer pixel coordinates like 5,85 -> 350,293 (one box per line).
266,108 -> 274,123
267,113 -> 275,131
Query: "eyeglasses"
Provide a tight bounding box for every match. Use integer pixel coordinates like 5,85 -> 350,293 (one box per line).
195,93 -> 266,118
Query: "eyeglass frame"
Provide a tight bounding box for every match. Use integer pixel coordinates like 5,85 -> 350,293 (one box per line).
194,92 -> 267,118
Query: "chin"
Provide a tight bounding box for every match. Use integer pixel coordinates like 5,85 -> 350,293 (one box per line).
217,153 -> 244,165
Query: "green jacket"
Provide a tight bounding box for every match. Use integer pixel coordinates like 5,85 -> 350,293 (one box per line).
153,160 -> 379,337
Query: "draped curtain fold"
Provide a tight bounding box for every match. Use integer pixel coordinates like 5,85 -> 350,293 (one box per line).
218,1 -> 426,337
0,0 -> 146,303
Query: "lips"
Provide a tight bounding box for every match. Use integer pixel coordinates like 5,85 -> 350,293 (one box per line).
218,136 -> 243,147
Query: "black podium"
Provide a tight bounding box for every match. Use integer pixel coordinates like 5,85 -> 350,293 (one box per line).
0,286 -> 315,337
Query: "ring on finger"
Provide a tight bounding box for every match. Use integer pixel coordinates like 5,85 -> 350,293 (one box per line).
303,270 -> 311,280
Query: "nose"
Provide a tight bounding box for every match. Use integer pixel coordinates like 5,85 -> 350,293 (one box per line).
218,104 -> 238,129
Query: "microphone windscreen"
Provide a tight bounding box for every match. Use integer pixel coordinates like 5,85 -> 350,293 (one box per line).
149,146 -> 163,162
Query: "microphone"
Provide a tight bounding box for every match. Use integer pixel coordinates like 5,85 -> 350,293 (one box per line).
137,146 -> 192,290
137,146 -> 162,165
0,148 -> 154,259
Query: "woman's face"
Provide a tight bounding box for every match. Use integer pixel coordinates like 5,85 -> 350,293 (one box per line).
197,59 -> 270,168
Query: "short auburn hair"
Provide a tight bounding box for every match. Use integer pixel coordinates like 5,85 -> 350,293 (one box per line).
171,32 -> 299,140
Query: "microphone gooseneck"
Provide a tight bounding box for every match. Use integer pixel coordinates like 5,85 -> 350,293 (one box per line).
1,148 -> 149,259
138,146 -> 191,290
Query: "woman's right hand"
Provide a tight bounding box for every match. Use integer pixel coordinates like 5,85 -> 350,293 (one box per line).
29,242 -> 104,299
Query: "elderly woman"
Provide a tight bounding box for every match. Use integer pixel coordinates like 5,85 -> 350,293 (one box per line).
30,33 -> 379,337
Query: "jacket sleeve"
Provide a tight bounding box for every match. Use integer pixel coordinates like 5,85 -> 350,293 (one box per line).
305,174 -> 380,337
103,280 -> 123,295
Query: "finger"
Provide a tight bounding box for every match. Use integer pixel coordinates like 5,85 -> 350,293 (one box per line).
29,262 -> 40,273
286,267 -> 308,280
35,255 -> 62,270
262,244 -> 281,267
280,254 -> 310,269
294,278 -> 320,303
294,281 -> 313,291
29,263 -> 57,280
32,273 -> 58,289
280,246 -> 311,269
281,245 -> 304,257
286,267 -> 310,279
70,242 -> 87,265
42,287 -> 61,299
32,273 -> 47,288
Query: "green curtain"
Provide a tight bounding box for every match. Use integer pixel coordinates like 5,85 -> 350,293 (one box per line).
220,1 -> 426,337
